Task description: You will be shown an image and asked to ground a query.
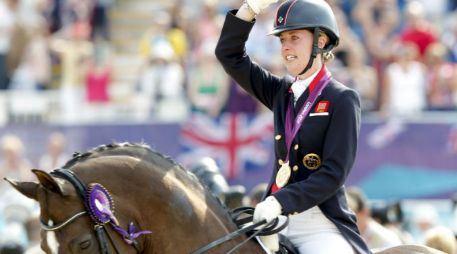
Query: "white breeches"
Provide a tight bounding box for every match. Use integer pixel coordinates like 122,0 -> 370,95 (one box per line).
283,206 -> 355,254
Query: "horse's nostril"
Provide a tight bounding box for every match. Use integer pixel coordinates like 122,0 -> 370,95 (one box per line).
80,240 -> 91,250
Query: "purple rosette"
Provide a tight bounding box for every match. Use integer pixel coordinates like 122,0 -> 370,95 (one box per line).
85,183 -> 151,245
86,183 -> 118,225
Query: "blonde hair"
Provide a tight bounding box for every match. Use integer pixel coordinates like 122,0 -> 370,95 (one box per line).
319,31 -> 334,63
424,226 -> 457,254
323,51 -> 334,63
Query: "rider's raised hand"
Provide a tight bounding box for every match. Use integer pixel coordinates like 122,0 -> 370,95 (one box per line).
245,0 -> 280,15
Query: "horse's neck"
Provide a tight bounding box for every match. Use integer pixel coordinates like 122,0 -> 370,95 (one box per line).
75,159 -> 262,253
134,178 -> 240,252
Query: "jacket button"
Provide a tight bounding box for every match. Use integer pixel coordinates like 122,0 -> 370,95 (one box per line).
275,135 -> 282,140
293,165 -> 299,172
294,144 -> 299,150
278,159 -> 284,165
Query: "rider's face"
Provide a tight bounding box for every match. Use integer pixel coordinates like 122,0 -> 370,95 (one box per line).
279,29 -> 313,76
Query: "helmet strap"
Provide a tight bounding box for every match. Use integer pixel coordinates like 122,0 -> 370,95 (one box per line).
298,28 -> 323,76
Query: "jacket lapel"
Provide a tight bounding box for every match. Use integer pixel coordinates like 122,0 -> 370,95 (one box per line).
294,88 -> 310,116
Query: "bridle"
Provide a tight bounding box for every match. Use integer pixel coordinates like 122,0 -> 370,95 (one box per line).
39,168 -> 148,254
41,211 -> 87,231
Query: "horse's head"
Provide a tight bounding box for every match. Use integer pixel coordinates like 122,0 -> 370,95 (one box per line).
4,144 -> 152,254
6,169 -> 115,253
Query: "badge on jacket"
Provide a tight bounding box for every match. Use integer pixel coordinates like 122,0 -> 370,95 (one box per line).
310,101 -> 329,117
315,101 -> 329,113
303,153 -> 321,170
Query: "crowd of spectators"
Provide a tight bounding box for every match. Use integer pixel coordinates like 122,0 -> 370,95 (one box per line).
0,0 -> 455,124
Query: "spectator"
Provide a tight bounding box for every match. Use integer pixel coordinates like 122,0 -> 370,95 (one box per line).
187,40 -> 229,117
410,203 -> 439,244
167,0 -> 188,66
398,1 -> 438,61
346,186 -> 402,250
0,0 -> 17,90
189,157 -> 230,203
330,7 -> 379,112
137,27 -> 186,120
90,0 -> 113,41
424,226 -> 457,254
224,185 -> 246,210
45,0 -> 64,33
0,188 -> 34,252
0,134 -> 31,188
38,132 -> 69,170
188,0 -> 221,56
370,201 -> 415,245
50,21 -> 93,123
9,18 -> 51,90
189,157 -> 246,209
424,42 -> 457,110
0,242 -> 24,254
352,0 -> 400,62
24,213 -> 42,254
441,8 -> 457,62
6,0 -> 34,88
381,42 -> 427,118
84,50 -> 111,103
249,182 -> 268,207
351,0 -> 401,101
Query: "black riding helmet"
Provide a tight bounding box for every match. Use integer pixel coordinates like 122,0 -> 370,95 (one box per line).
270,0 -> 340,75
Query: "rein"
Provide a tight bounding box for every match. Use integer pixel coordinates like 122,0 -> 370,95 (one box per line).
191,207 -> 289,254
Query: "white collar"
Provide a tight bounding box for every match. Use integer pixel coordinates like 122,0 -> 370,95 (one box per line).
291,69 -> 320,104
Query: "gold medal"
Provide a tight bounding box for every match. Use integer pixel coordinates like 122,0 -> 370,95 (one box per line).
276,161 -> 291,188
303,153 -> 321,170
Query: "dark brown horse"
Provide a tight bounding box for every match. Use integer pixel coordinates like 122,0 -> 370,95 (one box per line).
6,143 -> 263,253
5,143 -> 445,254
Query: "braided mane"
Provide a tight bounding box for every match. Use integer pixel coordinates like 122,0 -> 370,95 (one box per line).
61,142 -> 184,172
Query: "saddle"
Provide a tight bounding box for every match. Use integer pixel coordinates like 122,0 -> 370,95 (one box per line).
277,234 -> 298,254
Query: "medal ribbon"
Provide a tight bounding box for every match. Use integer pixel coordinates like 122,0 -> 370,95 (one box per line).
283,66 -> 331,162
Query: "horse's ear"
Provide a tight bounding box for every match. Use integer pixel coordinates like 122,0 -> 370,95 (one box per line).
32,169 -> 64,195
4,177 -> 39,201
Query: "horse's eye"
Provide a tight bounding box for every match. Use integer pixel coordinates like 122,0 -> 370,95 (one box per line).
79,240 -> 91,250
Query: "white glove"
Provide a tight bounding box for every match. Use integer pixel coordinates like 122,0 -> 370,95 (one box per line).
246,0 -> 279,15
253,196 -> 282,224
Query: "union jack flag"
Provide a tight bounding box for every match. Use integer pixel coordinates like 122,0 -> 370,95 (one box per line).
179,112 -> 274,179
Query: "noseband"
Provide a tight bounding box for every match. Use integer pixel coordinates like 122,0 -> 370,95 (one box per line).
39,168 -> 150,254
